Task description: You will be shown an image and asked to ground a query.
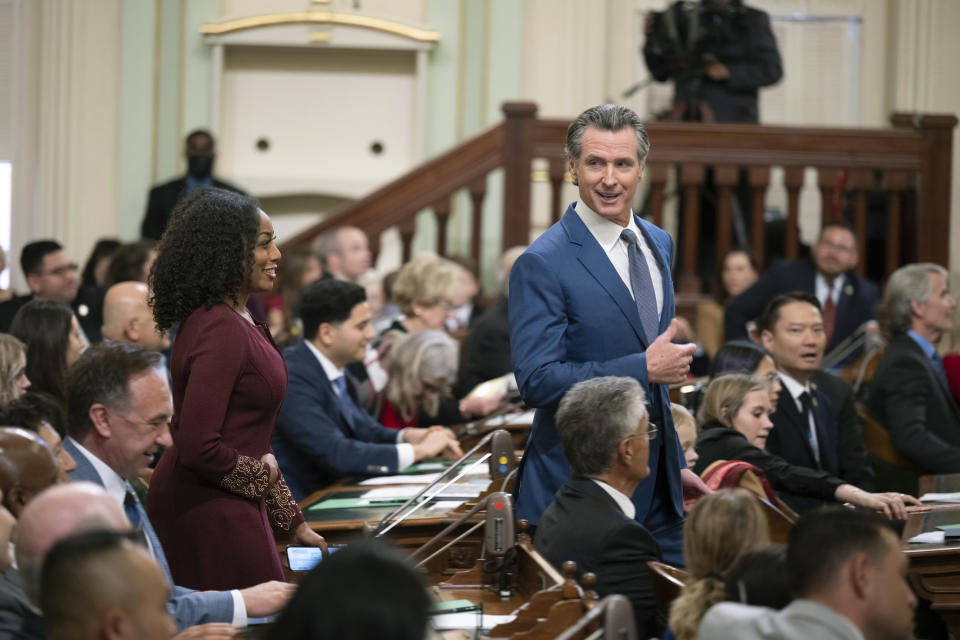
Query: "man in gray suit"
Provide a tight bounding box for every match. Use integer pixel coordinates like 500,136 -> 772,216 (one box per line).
62,341 -> 292,632
699,508 -> 916,640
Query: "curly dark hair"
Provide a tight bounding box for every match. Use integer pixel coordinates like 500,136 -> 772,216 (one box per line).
149,188 -> 261,332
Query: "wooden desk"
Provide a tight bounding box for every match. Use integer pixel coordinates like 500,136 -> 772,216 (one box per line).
298,476 -> 488,582
903,504 -> 960,636
918,474 -> 960,496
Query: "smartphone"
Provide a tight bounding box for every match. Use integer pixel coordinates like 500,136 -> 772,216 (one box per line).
286,546 -> 339,572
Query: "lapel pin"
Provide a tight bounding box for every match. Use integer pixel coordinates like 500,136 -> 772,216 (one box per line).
844,285 -> 854,296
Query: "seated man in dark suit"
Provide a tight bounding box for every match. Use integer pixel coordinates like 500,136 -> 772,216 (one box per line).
273,279 -> 462,501
534,376 -> 662,638
141,130 -> 244,241
868,263 -> 960,491
62,341 -> 292,632
758,292 -> 874,510
726,221 -> 878,359
0,240 -> 104,341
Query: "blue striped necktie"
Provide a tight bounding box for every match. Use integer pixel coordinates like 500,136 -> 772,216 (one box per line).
620,228 -> 660,342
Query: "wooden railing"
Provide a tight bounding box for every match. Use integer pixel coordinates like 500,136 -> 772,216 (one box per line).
286,102 -> 956,293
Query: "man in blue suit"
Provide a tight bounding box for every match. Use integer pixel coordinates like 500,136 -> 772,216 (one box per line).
62,341 -> 292,632
725,221 -> 879,358
509,104 -> 705,564
274,279 -> 462,501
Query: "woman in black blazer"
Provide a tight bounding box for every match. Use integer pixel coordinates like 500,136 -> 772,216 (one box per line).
693,374 -> 916,518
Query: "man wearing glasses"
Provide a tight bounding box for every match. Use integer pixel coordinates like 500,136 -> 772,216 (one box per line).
725,221 -> 878,363
0,240 -> 105,341
534,377 -> 663,639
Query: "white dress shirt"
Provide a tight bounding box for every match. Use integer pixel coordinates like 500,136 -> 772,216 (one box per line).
65,437 -> 248,625
777,372 -> 820,460
575,201 -> 664,321
591,478 -> 637,519
303,340 -> 414,469
815,272 -> 845,309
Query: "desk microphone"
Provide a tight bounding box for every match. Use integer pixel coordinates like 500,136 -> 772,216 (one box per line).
484,492 -> 514,556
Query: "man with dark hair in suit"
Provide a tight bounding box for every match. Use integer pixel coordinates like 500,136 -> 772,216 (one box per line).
62,341 -> 292,632
140,130 -> 244,241
534,376 -> 662,638
273,279 -> 461,501
757,292 -> 874,511
509,104 -> 702,564
726,221 -> 878,359
0,240 -> 105,340
700,508 -> 916,640
869,263 -> 960,492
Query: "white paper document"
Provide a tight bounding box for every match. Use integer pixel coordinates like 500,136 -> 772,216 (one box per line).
919,492 -> 960,503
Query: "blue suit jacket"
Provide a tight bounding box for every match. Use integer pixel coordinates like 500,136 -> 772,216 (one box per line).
509,204 -> 685,526
724,257 -> 878,356
767,386 -> 839,477
64,438 -> 234,630
273,341 -> 400,501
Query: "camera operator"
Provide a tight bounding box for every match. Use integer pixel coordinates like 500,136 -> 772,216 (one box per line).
643,0 -> 781,123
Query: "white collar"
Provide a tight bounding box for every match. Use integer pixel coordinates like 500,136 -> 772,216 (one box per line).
575,201 -> 643,252
66,436 -> 128,507
778,370 -> 811,402
304,340 -> 344,384
591,478 -> 636,519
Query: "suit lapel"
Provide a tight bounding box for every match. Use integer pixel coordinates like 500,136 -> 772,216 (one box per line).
810,386 -> 838,474
294,342 -> 357,436
563,207 -> 650,346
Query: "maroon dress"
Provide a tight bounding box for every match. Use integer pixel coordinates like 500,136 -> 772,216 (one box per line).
147,304 -> 304,590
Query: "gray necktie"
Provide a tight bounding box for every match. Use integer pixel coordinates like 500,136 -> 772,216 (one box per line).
620,229 -> 660,342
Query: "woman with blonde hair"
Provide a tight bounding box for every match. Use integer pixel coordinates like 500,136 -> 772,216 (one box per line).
668,488 -> 768,640
0,334 -> 30,406
694,373 -> 917,517
386,255 -> 462,334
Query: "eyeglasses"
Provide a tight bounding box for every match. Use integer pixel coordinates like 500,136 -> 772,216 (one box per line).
626,422 -> 658,442
817,241 -> 856,254
761,372 -> 780,385
36,263 -> 78,277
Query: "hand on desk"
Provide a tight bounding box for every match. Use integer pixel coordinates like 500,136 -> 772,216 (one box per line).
173,623 -> 238,639
460,394 -> 504,418
239,580 -> 295,618
647,320 -> 696,384
835,484 -> 922,520
407,428 -> 463,461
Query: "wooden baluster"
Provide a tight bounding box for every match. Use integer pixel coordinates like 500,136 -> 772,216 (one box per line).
468,177 -> 487,263
647,164 -> 669,229
749,166 -> 770,270
432,197 -> 452,257
883,170 -> 909,276
398,217 -> 416,264
849,169 -> 873,276
783,166 -> 804,260
501,102 -> 538,251
818,168 -> 842,223
714,165 -> 739,264
679,164 -> 705,294
549,156 -> 567,224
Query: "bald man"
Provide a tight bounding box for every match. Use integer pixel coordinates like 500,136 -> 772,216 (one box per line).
100,282 -> 170,351
0,428 -> 59,519
41,530 -> 177,640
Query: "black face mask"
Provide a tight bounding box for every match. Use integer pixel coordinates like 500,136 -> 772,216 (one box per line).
187,155 -> 214,179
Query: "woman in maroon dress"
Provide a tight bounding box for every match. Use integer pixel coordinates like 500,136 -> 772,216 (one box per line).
146,188 -> 325,590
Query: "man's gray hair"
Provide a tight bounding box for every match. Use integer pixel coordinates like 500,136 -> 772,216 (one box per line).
566,104 -> 651,166
556,376 -> 647,477
884,263 -> 948,335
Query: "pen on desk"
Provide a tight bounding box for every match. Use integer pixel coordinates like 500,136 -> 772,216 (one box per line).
430,606 -> 481,615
